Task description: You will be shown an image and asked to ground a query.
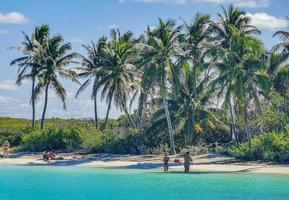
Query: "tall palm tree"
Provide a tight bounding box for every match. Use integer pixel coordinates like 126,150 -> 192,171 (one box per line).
208,28 -> 270,148
35,35 -> 78,129
75,37 -> 107,129
133,30 -> 161,130
97,29 -> 138,129
178,14 -> 212,145
135,19 -> 183,154
10,24 -> 49,128
210,5 -> 260,141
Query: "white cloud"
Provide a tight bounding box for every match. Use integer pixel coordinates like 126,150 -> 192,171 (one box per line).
193,0 -> 270,8
0,11 -> 29,24
0,80 -> 17,91
246,12 -> 287,30
119,0 -> 187,4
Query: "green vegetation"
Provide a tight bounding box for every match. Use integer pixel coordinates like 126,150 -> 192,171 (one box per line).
226,132 -> 289,163
5,5 -> 289,162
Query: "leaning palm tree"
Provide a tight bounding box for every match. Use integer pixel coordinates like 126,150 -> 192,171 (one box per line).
35,35 -> 78,129
10,24 -> 49,128
75,37 -> 107,129
208,28 -> 270,148
97,29 -> 138,130
134,19 -> 183,154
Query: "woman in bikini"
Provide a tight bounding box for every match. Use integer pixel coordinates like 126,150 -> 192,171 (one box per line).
3,140 -> 10,158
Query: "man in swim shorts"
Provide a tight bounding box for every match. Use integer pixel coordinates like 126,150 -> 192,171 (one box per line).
184,152 -> 193,173
163,153 -> 170,172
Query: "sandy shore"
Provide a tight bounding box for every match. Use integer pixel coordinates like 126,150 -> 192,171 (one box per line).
1,153 -> 289,175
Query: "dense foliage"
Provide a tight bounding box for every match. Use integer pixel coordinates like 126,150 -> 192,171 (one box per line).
226,132 -> 289,163
6,5 -> 289,161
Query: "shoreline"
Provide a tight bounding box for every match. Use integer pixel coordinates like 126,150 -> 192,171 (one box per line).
1,153 -> 289,175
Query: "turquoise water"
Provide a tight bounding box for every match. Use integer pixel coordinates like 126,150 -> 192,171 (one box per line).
0,166 -> 289,200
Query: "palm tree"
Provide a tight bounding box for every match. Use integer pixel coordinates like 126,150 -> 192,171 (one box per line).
271,17 -> 289,71
273,67 -> 289,125
210,5 -> 261,141
97,29 -> 138,129
178,14 -> 212,145
208,28 -> 270,148
145,60 -> 228,147
35,35 -> 78,129
10,24 -> 49,128
75,37 -> 107,129
211,4 -> 260,47
135,19 -> 183,154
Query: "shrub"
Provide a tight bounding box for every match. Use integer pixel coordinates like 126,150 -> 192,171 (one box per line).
21,128 -> 82,151
180,146 -> 209,155
226,132 -> 289,163
77,127 -> 101,151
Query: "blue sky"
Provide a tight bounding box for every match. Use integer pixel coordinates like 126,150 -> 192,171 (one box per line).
0,0 -> 288,119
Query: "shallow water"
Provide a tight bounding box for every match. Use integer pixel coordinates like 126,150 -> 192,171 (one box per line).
0,166 -> 289,200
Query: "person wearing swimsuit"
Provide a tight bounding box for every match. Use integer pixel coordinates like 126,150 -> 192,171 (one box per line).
163,153 -> 170,172
184,152 -> 193,173
3,140 -> 10,158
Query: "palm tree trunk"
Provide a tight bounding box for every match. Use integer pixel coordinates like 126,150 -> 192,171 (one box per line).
284,96 -> 288,124
93,94 -> 98,129
229,97 -> 238,142
137,91 -> 145,129
190,106 -> 196,145
41,83 -> 49,130
103,95 -> 113,130
31,77 -> 36,128
190,63 -> 197,146
124,106 -> 136,128
243,101 -> 252,149
186,108 -> 193,145
163,97 -> 176,155
162,62 -> 175,155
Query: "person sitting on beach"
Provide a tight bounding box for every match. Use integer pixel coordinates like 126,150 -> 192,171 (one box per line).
49,151 -> 56,160
183,152 -> 193,173
43,151 -> 49,161
3,140 -> 10,158
163,153 -> 170,172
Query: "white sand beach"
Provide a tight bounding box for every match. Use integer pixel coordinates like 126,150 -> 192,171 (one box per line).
1,153 -> 289,175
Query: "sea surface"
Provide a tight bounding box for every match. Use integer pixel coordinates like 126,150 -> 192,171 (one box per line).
0,166 -> 289,200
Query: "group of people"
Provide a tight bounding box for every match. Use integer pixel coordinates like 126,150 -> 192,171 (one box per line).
163,152 -> 193,173
42,151 -> 57,160
3,139 -> 192,173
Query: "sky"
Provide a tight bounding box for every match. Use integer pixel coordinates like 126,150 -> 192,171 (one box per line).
0,0 -> 288,120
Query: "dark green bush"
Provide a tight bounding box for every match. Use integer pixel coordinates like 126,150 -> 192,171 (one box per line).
21,128 -> 82,151
226,132 -> 289,162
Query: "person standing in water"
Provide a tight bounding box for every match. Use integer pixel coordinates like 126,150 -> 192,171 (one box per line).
3,140 -> 10,158
163,153 -> 170,172
183,152 -> 193,173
